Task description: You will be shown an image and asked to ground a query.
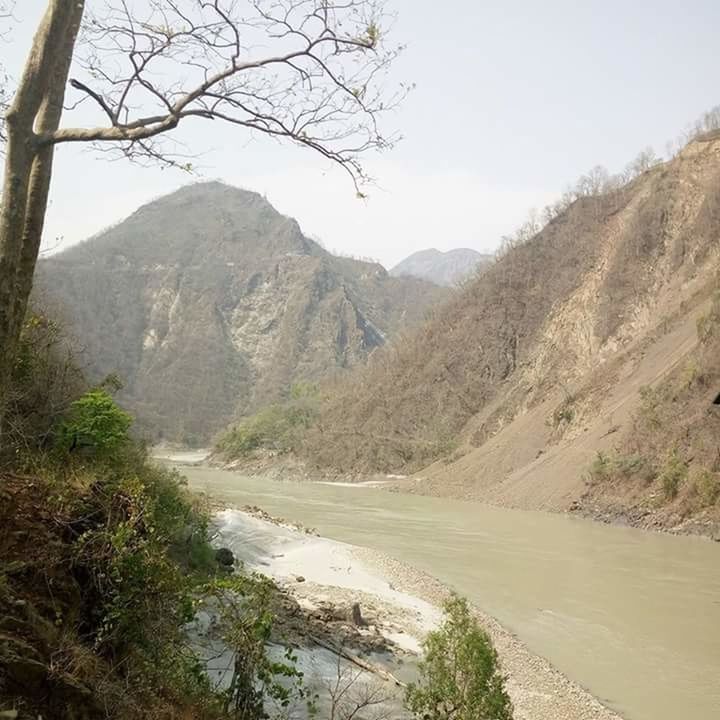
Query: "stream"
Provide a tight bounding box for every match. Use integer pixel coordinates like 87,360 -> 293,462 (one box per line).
179,465 -> 720,720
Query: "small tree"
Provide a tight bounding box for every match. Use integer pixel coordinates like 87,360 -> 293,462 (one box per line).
405,595 -> 513,720
58,388 -> 132,459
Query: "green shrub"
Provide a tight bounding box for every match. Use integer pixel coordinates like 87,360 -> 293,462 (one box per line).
58,389 -> 132,460
586,451 -> 656,486
217,386 -> 319,459
659,451 -> 687,501
551,395 -> 576,428
693,467 -> 720,507
405,595 -> 513,720
615,453 -> 656,482
3,310 -> 85,463
587,451 -> 613,484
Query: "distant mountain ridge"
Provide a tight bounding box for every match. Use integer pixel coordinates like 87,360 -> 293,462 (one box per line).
35,182 -> 449,443
390,247 -> 493,286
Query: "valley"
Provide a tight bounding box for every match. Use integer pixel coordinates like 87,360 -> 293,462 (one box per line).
2,4 -> 720,719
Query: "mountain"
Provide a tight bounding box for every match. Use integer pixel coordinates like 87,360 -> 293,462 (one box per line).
295,132 -> 720,534
390,248 -> 492,286
35,182 -> 449,444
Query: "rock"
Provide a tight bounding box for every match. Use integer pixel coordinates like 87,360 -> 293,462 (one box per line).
295,575 -> 306,583
345,602 -> 365,626
215,547 -> 235,568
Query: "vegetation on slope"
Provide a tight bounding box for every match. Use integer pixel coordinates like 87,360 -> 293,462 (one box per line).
0,314 -> 312,719
2,312 -> 515,719
216,382 -> 320,459
581,288 -> 720,529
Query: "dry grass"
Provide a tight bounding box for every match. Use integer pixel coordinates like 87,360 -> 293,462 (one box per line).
296,137 -> 720,477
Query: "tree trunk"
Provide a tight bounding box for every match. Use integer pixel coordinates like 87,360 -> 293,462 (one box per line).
0,0 -> 85,435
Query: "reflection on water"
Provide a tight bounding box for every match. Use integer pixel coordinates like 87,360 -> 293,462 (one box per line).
180,466 -> 720,720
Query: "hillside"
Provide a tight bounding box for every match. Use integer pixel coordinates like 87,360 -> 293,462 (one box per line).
390,248 -> 493,286
293,134 -> 720,534
36,183 -> 448,444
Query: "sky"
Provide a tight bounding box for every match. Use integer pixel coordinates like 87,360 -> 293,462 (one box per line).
3,0 -> 720,268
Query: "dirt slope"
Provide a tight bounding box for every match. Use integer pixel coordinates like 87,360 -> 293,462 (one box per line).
297,134 -> 720,533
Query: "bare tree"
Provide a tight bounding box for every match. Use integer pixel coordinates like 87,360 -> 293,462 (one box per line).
624,146 -> 661,181
326,651 -> 398,720
0,0 -> 404,424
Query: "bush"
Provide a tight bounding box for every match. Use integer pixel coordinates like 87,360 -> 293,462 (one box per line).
58,389 -> 132,461
587,451 -> 613,484
692,467 -> 720,507
405,595 -> 513,720
659,451 -> 687,500
217,383 -> 319,459
637,385 -> 663,429
0,444 -> 225,718
551,395 -> 575,428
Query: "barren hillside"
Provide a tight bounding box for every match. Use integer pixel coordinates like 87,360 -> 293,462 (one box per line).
293,134 -> 720,533
36,183 -> 448,443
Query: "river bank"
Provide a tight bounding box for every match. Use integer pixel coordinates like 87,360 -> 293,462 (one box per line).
209,504 -> 623,720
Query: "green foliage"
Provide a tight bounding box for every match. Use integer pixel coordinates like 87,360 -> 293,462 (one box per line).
405,595 -> 513,720
659,450 -> 688,501
200,575 -> 316,719
615,453 -> 656,482
587,451 -> 613,484
58,389 -> 132,460
68,456 -> 215,656
217,385 -> 319,459
586,451 -> 656,486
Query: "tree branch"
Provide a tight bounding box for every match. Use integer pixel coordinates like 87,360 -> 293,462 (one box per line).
42,0 -> 406,190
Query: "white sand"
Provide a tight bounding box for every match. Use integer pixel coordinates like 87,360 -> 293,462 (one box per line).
214,509 -> 441,652
153,446 -> 211,464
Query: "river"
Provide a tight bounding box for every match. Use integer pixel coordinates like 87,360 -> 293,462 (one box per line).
180,466 -> 720,720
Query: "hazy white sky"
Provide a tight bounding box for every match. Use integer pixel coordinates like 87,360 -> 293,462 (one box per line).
4,0 -> 720,267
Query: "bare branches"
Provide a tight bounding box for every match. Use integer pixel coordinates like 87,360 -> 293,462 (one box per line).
326,649 -> 399,720
0,1 -> 16,147
44,0 -> 407,190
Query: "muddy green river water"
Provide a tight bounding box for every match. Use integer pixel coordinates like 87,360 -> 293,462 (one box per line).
180,466 -> 720,720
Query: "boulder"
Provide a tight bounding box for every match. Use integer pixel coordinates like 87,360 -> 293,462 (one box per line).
214,547 -> 235,568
